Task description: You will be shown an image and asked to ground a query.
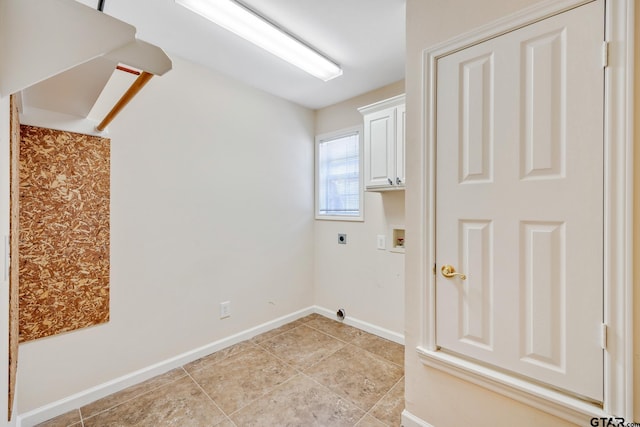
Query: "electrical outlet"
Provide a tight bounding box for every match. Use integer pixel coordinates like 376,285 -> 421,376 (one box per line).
338,233 -> 347,244
377,235 -> 386,250
220,301 -> 231,319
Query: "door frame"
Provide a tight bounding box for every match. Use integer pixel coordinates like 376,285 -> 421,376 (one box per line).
415,0 -> 635,423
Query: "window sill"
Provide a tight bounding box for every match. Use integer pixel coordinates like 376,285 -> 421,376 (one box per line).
416,346 -> 610,425
315,215 -> 364,222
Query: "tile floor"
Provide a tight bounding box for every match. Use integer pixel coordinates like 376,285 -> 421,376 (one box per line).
37,314 -> 405,427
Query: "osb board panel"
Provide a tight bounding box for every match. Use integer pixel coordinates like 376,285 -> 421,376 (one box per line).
19,125 -> 110,342
8,95 -> 19,420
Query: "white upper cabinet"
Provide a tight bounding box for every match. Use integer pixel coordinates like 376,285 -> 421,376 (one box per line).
359,94 -> 406,191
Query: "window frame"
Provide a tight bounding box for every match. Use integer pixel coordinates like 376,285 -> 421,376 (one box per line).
314,125 -> 364,221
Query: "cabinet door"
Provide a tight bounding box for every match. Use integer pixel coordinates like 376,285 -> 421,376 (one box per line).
364,107 -> 395,188
395,104 -> 406,186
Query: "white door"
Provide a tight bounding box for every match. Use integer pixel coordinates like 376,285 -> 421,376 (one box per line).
435,0 -> 604,401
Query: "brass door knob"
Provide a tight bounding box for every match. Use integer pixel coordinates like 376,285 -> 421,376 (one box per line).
441,264 -> 467,280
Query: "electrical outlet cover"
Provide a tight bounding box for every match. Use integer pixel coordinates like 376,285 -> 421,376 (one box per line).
220,301 -> 231,319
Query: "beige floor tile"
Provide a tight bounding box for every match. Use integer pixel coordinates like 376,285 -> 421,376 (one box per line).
259,325 -> 346,370
189,345 -> 296,414
351,333 -> 404,367
355,414 -> 388,427
231,374 -> 364,427
370,377 -> 404,426
83,376 -> 226,427
305,345 -> 404,412
250,318 -> 307,344
38,318 -> 405,427
35,409 -> 81,427
298,313 -> 323,322
306,316 -> 366,342
80,368 -> 187,418
183,340 -> 255,374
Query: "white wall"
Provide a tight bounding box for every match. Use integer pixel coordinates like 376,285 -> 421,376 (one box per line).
16,55 -> 315,412
314,81 -> 405,337
405,0 -> 639,426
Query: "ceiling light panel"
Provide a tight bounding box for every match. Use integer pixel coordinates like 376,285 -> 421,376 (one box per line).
175,0 -> 343,81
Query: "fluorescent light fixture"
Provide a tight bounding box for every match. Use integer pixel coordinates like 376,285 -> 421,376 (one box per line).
176,0 -> 343,81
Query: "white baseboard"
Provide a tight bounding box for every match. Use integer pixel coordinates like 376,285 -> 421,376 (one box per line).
313,305 -> 404,345
18,306 -> 315,427
17,306 -> 404,427
402,409 -> 434,427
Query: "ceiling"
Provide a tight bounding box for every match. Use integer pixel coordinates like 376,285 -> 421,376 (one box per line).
73,0 -> 406,110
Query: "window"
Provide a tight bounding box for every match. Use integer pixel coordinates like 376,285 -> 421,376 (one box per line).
315,127 -> 363,220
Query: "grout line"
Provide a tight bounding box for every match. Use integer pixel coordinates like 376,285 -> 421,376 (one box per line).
354,344 -> 405,370
362,375 -> 404,426
256,318 -> 403,413
63,314 -> 401,427
242,334 -> 303,373
250,313 -> 317,345
300,340 -> 348,372
329,326 -> 405,370
225,373 -> 303,419
183,370 -> 233,424
303,370 -> 373,414
78,370 -> 188,421
223,325 -> 378,420
304,318 -> 406,369
185,345 -> 302,420
303,321 -> 358,345
253,345 -> 306,375
251,323 -> 305,347
298,370 -> 378,424
298,340 -> 404,423
183,341 -> 259,376
254,323 -> 349,375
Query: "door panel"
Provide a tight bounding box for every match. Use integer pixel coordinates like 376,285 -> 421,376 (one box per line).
521,30 -> 566,179
519,221 -> 565,371
460,53 -> 493,183
435,0 -> 604,401
459,220 -> 494,351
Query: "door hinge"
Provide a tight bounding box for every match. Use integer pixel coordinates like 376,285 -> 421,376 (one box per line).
602,41 -> 609,68
601,323 -> 608,350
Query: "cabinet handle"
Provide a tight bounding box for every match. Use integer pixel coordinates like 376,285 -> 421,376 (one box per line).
388,178 -> 394,185
396,177 -> 402,185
